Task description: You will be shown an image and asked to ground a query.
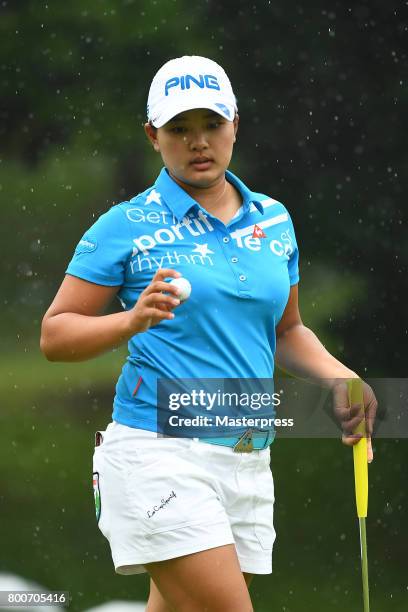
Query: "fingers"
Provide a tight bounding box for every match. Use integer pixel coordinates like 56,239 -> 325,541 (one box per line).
342,434 -> 374,463
334,401 -> 364,436
138,270 -> 183,319
144,306 -> 176,321
143,292 -> 180,310
341,432 -> 363,446
151,268 -> 181,283
341,412 -> 365,435
363,385 -> 378,437
143,280 -> 182,298
367,437 -> 374,463
335,380 -> 376,463
334,402 -> 363,423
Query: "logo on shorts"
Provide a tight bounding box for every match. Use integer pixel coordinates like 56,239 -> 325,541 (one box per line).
93,472 -> 101,523
146,490 -> 177,518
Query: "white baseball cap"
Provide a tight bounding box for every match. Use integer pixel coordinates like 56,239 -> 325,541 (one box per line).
147,55 -> 238,128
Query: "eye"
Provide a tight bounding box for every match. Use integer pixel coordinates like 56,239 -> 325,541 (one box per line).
170,126 -> 187,134
208,121 -> 222,129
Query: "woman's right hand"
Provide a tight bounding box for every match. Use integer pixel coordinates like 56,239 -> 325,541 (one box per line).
40,269 -> 183,362
125,268 -> 182,334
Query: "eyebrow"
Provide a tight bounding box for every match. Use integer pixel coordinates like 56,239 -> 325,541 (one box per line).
169,111 -> 222,123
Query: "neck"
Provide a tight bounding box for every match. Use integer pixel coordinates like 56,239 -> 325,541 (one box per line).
169,171 -> 229,212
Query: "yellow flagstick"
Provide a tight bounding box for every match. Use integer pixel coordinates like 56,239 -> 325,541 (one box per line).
347,379 -> 370,612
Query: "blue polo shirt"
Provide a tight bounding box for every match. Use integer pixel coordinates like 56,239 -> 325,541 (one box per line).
66,167 -> 299,432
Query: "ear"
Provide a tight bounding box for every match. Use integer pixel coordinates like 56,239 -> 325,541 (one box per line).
144,122 -> 160,152
233,114 -> 239,143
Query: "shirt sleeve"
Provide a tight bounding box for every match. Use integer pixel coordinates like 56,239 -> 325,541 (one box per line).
65,204 -> 131,286
286,211 -> 300,285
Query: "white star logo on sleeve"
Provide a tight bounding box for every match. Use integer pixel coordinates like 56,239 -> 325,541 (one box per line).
145,189 -> 162,206
191,243 -> 215,257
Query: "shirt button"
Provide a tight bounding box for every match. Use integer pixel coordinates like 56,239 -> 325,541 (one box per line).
231,257 -> 238,263
239,274 -> 247,281
222,236 -> 230,243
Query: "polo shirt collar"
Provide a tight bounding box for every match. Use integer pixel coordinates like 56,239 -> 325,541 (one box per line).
154,167 -> 265,221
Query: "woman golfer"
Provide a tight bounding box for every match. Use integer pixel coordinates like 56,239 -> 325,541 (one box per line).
41,56 -> 376,612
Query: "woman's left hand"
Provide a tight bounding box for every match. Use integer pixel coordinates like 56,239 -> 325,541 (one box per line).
332,379 -> 377,463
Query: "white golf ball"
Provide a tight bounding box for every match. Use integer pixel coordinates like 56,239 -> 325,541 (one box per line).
169,277 -> 191,302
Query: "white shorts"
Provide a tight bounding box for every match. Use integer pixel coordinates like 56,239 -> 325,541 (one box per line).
92,422 -> 276,575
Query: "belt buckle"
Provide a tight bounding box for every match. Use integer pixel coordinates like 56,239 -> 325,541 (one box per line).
233,429 -> 254,453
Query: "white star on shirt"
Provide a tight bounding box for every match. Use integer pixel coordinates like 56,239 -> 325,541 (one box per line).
145,189 -> 162,206
191,243 -> 214,257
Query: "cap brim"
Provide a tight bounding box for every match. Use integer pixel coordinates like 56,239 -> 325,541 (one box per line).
150,97 -> 236,128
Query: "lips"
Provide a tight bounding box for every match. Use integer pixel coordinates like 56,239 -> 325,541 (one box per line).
191,156 -> 212,163
190,157 -> 213,170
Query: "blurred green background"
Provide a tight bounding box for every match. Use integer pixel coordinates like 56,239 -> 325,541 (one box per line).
1,1 -> 406,610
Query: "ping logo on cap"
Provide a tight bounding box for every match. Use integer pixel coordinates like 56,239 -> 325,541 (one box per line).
165,74 -> 220,96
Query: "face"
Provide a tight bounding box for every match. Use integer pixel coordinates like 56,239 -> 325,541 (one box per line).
144,108 -> 239,189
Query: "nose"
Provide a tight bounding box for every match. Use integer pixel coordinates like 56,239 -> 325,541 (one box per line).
186,128 -> 209,151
